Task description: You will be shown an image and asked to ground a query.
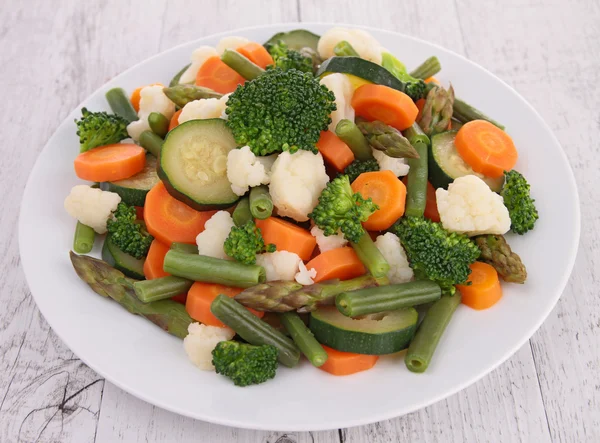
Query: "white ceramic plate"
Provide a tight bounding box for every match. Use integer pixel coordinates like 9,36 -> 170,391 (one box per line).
19,23 -> 580,431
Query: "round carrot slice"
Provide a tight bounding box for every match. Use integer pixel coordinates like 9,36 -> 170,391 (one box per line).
74,143 -> 146,182
457,261 -> 503,310
351,84 -> 418,131
143,239 -> 171,280
306,247 -> 366,283
169,109 -> 182,131
196,56 -> 245,94
318,346 -> 379,376
237,42 -> 274,69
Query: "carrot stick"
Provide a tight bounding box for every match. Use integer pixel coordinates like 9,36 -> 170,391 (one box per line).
74,143 -> 146,182
185,282 -> 263,327
351,84 -> 419,131
402,178 -> 440,222
143,239 -> 171,280
144,181 -> 217,245
457,262 -> 502,310
196,56 -> 245,94
316,131 -> 355,172
306,247 -> 366,283
318,346 -> 379,376
237,42 -> 274,69
454,120 -> 518,178
351,170 -> 406,231
255,217 -> 316,261
169,109 -> 182,132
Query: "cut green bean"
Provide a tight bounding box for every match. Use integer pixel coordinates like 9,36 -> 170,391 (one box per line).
73,222 -> 96,254
163,250 -> 266,288
280,312 -> 328,367
133,276 -> 193,303
405,293 -> 462,373
350,232 -> 390,278
453,98 -> 505,130
335,280 -> 441,317
148,112 -> 170,138
232,197 -> 253,227
249,186 -> 273,220
169,64 -> 191,87
105,87 -> 138,122
211,294 -> 300,367
333,41 -> 359,57
170,242 -> 198,254
409,56 -> 442,80
221,49 -> 264,80
335,119 -> 373,161
403,123 -> 430,218
139,130 -> 163,157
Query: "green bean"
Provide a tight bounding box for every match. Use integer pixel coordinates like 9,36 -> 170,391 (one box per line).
232,197 -> 253,227
170,242 -> 198,254
409,56 -> 441,80
221,49 -> 264,80
139,130 -> 163,157
335,119 -> 373,161
453,98 -> 505,130
105,87 -> 138,122
405,293 -> 462,373
350,232 -> 390,278
163,250 -> 266,288
403,123 -> 430,217
280,312 -> 328,367
133,276 -> 193,303
73,222 -> 96,254
169,64 -> 190,87
335,281 -> 441,317
249,186 -> 273,220
333,41 -> 359,57
148,112 -> 170,138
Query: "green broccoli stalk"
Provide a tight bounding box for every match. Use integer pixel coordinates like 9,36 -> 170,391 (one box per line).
225,68 -> 336,156
342,159 -> 380,183
106,203 -> 153,259
501,170 -> 539,235
309,175 -> 378,243
75,107 -> 129,152
394,217 -> 480,295
266,40 -> 314,73
224,221 -> 275,265
212,340 -> 278,387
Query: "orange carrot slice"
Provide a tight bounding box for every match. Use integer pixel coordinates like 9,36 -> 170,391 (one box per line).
255,217 -> 316,261
74,144 -> 146,182
237,42 -> 274,69
351,84 -> 418,131
143,240 -> 171,280
316,131 -> 355,172
196,56 -> 245,94
169,109 -> 182,132
457,262 -> 503,310
318,346 -> 379,376
306,247 -> 366,283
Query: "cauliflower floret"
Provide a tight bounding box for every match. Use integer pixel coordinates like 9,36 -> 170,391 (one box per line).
269,150 -> 329,222
226,146 -> 277,196
64,185 -> 121,234
436,175 -> 511,236
319,74 -> 355,132
183,323 -> 235,370
295,261 -> 317,285
318,27 -> 383,64
374,233 -> 413,284
179,46 -> 220,84
127,85 -> 176,141
256,251 -> 302,282
310,225 -> 348,253
372,148 -> 410,177
195,211 -> 235,259
178,94 -> 230,124
216,36 -> 250,55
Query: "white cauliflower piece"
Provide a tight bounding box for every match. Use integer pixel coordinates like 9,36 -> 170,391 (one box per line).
195,211 -> 235,259
183,323 -> 235,371
374,233 -> 413,284
436,175 -> 511,236
318,27 -> 383,64
372,148 -> 410,177
226,146 -> 277,196
256,251 -> 302,282
64,185 -> 121,234
179,46 -> 219,84
269,150 -> 329,222
295,261 -> 317,285
178,94 -> 230,124
319,74 -> 355,132
127,85 -> 176,141
216,36 -> 250,55
310,225 -> 348,253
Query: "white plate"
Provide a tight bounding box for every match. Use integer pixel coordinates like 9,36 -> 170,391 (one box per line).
19,23 -> 580,431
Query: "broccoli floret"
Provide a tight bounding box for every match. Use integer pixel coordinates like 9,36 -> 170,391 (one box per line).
225,68 -> 336,156
106,203 -> 153,259
266,40 -> 313,73
224,220 -> 275,265
501,170 -> 539,235
309,175 -> 378,243
212,340 -> 278,387
342,159 -> 380,183
394,217 -> 480,294
75,107 -> 129,152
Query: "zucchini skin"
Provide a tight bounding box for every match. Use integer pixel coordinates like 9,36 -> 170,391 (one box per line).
102,236 -> 145,280
100,182 -> 149,207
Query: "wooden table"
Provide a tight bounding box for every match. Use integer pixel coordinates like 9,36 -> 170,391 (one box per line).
1,0 -> 598,441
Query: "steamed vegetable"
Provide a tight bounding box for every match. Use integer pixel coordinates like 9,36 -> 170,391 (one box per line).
417,85 -> 455,136
232,197 -> 253,227
474,234 -> 527,283
335,119 -> 373,161
196,56 -> 245,94
342,158 -> 380,182
75,108 -> 129,152
356,120 -> 419,159
224,220 -> 276,265
249,186 -> 274,220
226,145 -> 276,197
319,73 -> 355,132
333,40 -> 360,57
163,84 -> 223,107
74,143 -> 146,182
73,222 -> 96,254
501,170 -> 539,235
373,232 -> 414,284
148,112 -> 170,138
183,323 -> 235,370
212,341 -> 278,386
236,42 -> 274,69
64,185 -> 121,234
410,56 -> 442,79
318,346 -> 379,376
352,84 -> 419,131
105,87 -> 138,123
317,27 -> 383,64
350,232 -> 390,278
133,276 -> 193,303
316,130 -> 355,172
255,217 -> 316,261
306,246 -> 366,283
457,262 -> 502,310
453,98 -> 505,130
281,312 -> 328,367
106,202 -> 153,259
403,123 -> 430,218
126,85 -> 176,141
266,40 -> 313,73
221,49 -> 265,80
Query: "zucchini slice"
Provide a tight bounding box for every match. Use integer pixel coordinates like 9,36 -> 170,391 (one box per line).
102,235 -> 145,280
101,155 -> 159,206
158,119 -> 239,210
316,56 -> 406,90
429,131 -> 504,192
264,29 -> 321,51
309,306 -> 418,355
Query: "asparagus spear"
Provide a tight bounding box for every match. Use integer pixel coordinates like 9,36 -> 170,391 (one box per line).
163,84 -> 223,108
234,274 -> 389,313
70,252 -> 193,339
356,120 -> 420,159
474,235 -> 527,283
417,84 -> 455,136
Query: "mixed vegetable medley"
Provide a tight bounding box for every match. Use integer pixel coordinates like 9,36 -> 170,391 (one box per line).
65,27 -> 538,386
